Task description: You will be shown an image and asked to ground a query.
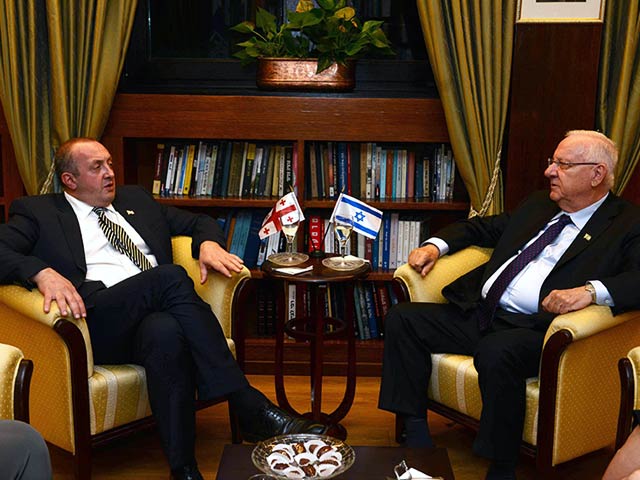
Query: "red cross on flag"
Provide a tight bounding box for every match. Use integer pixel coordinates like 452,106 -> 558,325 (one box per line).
259,192 -> 305,239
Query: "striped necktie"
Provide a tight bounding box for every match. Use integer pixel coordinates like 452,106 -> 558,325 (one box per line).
474,214 -> 573,331
92,207 -> 154,272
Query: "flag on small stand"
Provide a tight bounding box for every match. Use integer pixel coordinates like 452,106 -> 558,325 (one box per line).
329,193 -> 383,239
259,192 -> 305,239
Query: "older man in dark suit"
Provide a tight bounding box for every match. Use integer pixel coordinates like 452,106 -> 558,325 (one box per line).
378,130 -> 640,480
0,138 -> 328,480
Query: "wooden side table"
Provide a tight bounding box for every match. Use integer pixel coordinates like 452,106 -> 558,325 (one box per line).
262,256 -> 371,438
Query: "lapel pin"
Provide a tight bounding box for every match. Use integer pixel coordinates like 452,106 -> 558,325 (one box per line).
126,210 -> 135,215
583,233 -> 591,241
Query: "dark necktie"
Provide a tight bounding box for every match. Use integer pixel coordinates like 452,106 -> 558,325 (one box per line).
92,207 -> 154,272
475,214 -> 573,331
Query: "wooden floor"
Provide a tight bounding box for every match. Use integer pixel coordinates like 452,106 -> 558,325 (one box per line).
50,375 -> 614,479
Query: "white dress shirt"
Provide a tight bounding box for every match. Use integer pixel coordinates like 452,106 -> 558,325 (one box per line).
65,193 -> 158,287
425,194 -> 613,313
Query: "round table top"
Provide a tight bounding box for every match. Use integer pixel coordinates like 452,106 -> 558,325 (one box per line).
262,254 -> 371,283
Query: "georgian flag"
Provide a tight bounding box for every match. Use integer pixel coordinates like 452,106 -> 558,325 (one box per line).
329,193 -> 383,239
259,192 -> 305,239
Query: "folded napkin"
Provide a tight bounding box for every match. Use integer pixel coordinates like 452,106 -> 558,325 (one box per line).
397,467 -> 435,479
273,265 -> 313,275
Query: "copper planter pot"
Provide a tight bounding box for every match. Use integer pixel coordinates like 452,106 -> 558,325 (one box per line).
256,58 -> 356,92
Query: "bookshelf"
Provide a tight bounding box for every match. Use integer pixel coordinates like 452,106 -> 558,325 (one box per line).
102,93 -> 469,375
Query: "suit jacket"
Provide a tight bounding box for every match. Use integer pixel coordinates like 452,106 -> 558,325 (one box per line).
437,191 -> 640,328
0,185 -> 226,299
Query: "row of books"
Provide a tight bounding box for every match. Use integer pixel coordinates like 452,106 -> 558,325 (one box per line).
254,280 -> 399,340
152,141 -> 297,199
305,213 -> 430,271
304,142 -> 456,202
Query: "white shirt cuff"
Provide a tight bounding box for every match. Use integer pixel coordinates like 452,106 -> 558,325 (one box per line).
420,237 -> 449,256
588,280 -> 614,307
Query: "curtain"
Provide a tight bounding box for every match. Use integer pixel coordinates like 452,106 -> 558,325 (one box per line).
0,0 -> 137,195
417,0 -> 515,216
596,0 -> 640,195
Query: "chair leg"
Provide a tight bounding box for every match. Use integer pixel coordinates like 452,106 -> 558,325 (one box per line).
73,443 -> 92,480
228,401 -> 243,444
395,413 -> 404,444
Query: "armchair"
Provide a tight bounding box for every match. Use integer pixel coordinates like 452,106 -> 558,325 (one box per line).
0,236 -> 251,479
615,346 -> 639,450
393,246 -> 640,476
0,343 -> 33,422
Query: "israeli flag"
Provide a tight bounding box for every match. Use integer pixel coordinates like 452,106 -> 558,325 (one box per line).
330,193 -> 383,239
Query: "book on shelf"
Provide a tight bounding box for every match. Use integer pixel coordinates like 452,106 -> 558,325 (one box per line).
152,143 -> 165,195
243,212 -> 266,269
241,142 -> 256,197
228,210 -> 252,258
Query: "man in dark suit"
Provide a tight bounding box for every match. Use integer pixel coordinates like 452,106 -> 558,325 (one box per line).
378,130 -> 640,480
0,138 -> 329,480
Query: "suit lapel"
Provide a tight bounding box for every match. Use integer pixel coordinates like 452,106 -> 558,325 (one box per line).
55,195 -> 87,273
112,198 -> 162,256
485,201 -> 560,278
554,194 -> 621,271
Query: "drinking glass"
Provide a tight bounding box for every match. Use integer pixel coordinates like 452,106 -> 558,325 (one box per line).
322,217 -> 365,271
267,216 -> 309,266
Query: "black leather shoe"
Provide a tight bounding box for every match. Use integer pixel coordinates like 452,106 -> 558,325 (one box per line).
240,401 -> 329,442
171,464 -> 204,480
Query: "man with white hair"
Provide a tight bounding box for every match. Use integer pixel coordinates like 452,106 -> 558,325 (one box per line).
379,131 -> 640,479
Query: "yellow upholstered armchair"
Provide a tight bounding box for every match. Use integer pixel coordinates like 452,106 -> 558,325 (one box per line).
0,343 -> 33,422
615,346 -> 640,450
393,246 -> 640,476
0,236 -> 251,479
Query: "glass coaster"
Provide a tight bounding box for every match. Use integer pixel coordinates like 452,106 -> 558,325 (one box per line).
267,252 -> 309,266
322,256 -> 365,271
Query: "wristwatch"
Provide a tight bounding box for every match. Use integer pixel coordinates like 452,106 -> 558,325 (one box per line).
585,283 -> 597,304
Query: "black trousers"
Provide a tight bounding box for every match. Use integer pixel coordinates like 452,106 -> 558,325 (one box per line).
378,302 -> 545,463
85,264 -> 249,469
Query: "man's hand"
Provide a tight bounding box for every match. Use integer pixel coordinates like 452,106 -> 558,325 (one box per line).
31,268 -> 86,319
408,243 -> 441,277
198,240 -> 244,283
541,286 -> 593,314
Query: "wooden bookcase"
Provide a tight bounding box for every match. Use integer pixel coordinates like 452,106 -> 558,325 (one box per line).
102,93 -> 469,375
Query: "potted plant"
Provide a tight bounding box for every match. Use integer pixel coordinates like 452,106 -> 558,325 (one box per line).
231,0 -> 394,91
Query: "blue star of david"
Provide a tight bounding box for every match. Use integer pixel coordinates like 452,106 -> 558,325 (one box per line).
355,211 -> 365,222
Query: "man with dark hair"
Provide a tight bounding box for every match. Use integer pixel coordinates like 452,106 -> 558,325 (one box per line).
0,138 -> 329,480
379,131 -> 640,480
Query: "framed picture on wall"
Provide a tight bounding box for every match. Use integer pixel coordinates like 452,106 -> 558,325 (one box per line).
517,0 -> 605,22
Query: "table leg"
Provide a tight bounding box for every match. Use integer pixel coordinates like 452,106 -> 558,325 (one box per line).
274,280 -> 296,414
310,284 -> 324,420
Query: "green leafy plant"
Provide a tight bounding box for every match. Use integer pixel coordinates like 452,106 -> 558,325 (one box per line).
231,0 -> 394,73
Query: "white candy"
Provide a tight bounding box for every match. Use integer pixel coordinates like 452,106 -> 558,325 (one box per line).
282,466 -> 306,479
294,451 -> 318,466
316,463 -> 339,477
267,452 -> 291,467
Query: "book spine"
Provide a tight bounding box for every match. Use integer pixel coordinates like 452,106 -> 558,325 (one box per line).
241,142 -> 256,197
152,143 -> 165,195
364,282 -> 379,339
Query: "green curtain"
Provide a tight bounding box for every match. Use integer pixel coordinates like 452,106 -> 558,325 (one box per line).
417,0 -> 515,216
597,0 -> 640,195
0,0 -> 137,195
